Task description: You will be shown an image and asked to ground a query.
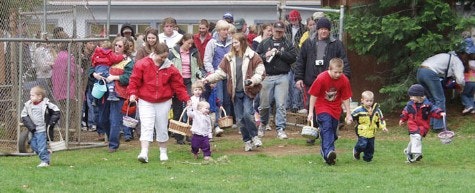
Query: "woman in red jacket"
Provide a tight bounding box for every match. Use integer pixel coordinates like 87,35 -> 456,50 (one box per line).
128,43 -> 190,163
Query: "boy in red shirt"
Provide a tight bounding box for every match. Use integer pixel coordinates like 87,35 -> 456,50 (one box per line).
91,40 -> 125,101
307,58 -> 352,165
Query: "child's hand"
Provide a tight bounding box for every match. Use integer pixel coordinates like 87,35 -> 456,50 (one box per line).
399,120 -> 405,126
186,100 -> 192,107
129,95 -> 137,103
307,113 -> 313,122
345,114 -> 352,125
440,112 -> 446,117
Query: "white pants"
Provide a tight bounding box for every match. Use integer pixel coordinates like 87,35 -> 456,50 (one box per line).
406,134 -> 422,154
138,99 -> 172,142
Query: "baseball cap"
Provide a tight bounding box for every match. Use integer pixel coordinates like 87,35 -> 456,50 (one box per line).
273,21 -> 285,32
288,10 -> 301,21
234,18 -> 246,30
223,12 -> 234,23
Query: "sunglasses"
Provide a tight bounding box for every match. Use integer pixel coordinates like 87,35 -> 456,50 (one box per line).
115,44 -> 123,48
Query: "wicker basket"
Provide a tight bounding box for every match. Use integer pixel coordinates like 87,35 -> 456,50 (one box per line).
169,109 -> 192,136
218,106 -> 233,128
438,130 -> 454,144
122,103 -> 139,128
301,120 -> 319,140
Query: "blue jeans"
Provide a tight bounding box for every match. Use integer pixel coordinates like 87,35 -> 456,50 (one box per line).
317,113 -> 339,161
234,91 -> 257,142
85,86 -> 96,127
354,136 -> 375,162
123,113 -> 135,140
286,70 -> 303,110
31,131 -> 50,163
461,82 -> 475,109
259,74 -> 289,130
416,68 -> 445,130
97,92 -> 124,150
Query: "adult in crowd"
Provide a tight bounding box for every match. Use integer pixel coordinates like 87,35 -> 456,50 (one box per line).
169,33 -> 203,144
80,39 -> 99,134
33,41 -> 56,104
203,33 -> 265,151
135,28 -> 159,61
159,17 -> 184,49
295,17 -> 351,145
193,19 -> 212,62
285,10 -> 306,114
256,21 -> 297,139
51,31 -> 79,135
123,37 -> 138,142
203,19 -> 233,136
128,43 -> 190,163
299,12 -> 325,48
90,37 -> 134,152
223,12 -> 234,24
251,23 -> 273,51
120,23 -> 136,40
416,51 -> 467,132
234,18 -> 248,35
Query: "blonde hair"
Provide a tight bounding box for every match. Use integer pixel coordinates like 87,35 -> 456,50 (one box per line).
100,40 -> 113,49
31,86 -> 46,99
329,58 -> 344,70
361,90 -> 374,100
192,81 -> 205,91
197,101 -> 210,110
215,20 -> 230,31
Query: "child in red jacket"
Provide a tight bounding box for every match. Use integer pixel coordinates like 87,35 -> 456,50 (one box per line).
399,84 -> 445,163
91,40 -> 125,101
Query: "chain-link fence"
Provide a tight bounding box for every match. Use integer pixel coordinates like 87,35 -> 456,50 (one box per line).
0,0 -> 110,155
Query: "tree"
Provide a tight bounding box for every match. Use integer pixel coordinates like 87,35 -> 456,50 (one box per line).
345,0 -> 475,112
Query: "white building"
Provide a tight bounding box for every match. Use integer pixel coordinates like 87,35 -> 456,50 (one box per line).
43,0 -> 321,38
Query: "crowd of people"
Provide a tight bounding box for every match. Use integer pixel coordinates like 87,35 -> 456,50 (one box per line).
22,10 -> 475,167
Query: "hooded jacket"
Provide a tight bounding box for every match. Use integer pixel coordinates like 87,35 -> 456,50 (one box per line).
400,98 -> 443,137
21,98 -> 60,133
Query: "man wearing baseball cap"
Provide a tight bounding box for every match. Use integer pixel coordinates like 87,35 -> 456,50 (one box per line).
256,21 -> 297,140
294,17 -> 351,145
234,18 -> 248,35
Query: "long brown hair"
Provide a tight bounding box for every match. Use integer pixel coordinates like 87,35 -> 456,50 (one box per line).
229,33 -> 248,58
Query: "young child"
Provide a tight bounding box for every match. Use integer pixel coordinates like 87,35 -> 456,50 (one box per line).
91,40 -> 125,101
307,58 -> 352,165
399,84 -> 445,163
20,86 -> 60,167
186,101 -> 212,160
350,91 -> 388,162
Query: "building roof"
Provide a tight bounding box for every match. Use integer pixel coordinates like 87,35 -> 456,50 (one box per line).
48,0 -> 320,6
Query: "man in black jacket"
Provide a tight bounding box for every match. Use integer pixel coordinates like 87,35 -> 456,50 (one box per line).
294,17 -> 351,145
256,21 -> 297,139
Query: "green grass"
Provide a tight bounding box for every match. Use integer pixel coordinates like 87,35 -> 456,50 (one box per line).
2,117 -> 475,192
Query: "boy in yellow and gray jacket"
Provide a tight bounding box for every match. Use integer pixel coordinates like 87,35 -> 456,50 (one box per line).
350,91 -> 388,162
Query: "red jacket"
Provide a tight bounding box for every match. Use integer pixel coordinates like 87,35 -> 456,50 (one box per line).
127,57 -> 190,103
193,32 -> 212,62
91,47 -> 124,67
399,99 -> 443,137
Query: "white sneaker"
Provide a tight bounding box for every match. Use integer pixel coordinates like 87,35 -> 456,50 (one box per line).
276,129 -> 288,139
265,124 -> 272,131
215,126 -> 224,137
37,162 -> 49,168
252,136 -> 262,147
244,141 -> 253,151
160,152 -> 168,161
297,109 -> 308,114
462,107 -> 473,114
258,125 -> 265,137
137,154 -> 148,163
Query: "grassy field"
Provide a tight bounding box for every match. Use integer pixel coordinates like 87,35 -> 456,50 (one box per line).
1,113 -> 475,193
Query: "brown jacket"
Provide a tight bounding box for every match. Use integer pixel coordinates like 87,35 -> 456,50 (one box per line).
205,47 -> 265,101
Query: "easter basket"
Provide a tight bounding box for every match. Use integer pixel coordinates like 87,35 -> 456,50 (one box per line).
168,109 -> 192,137
301,120 -> 319,140
122,102 -> 139,128
438,115 -> 454,144
47,128 -> 67,152
218,106 -> 233,128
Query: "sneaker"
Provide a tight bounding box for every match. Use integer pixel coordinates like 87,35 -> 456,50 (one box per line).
89,125 -> 97,132
297,109 -> 308,114
411,153 -> 423,162
462,107 -> 473,115
276,129 -> 288,139
326,151 -> 337,165
160,152 -> 168,161
265,124 -> 272,131
107,92 -> 120,101
353,148 -> 360,160
244,141 -> 253,151
404,148 -> 412,162
137,154 -> 148,163
215,126 -> 224,137
37,162 -> 49,167
252,136 -> 262,147
258,125 -> 265,137
306,139 -> 316,145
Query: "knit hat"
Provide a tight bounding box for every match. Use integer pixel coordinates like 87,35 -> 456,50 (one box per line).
313,12 -> 325,21
288,10 -> 301,21
316,17 -> 331,31
408,84 -> 425,97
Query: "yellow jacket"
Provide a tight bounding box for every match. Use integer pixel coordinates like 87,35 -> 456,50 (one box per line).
351,103 -> 386,138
